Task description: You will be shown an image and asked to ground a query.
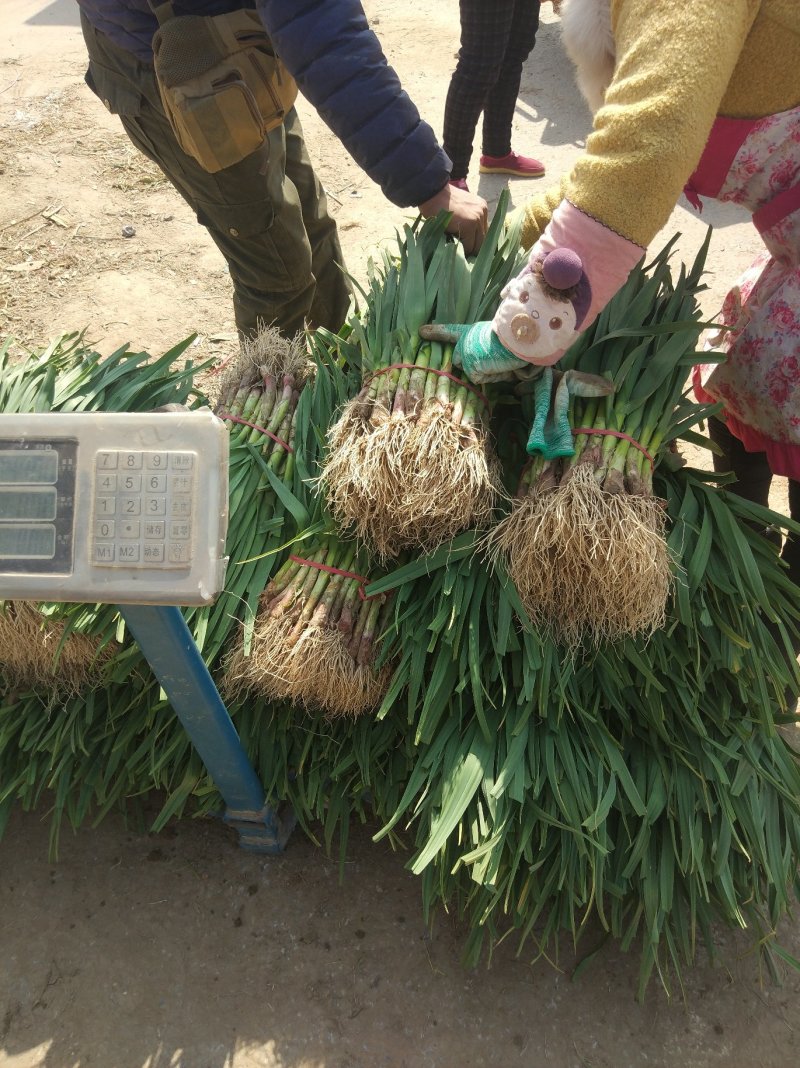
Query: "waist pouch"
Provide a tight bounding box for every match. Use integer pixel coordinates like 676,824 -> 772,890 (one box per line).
150,6 -> 298,173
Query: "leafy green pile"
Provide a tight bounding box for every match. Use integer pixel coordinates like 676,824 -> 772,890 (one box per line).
0,327 -> 345,849
320,206 -> 523,558
1,210 -> 799,995
489,234 -> 723,644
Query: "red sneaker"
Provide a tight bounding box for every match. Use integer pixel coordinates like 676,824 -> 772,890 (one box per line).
479,151 -> 545,178
449,177 -> 469,191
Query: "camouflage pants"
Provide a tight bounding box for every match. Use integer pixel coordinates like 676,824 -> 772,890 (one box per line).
80,12 -> 351,338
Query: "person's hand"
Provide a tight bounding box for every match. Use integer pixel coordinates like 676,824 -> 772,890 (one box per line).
417,184 -> 489,255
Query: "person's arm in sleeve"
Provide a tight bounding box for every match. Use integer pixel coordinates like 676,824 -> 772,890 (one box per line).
493,0 -> 761,363
257,0 -> 488,250
509,175 -> 569,251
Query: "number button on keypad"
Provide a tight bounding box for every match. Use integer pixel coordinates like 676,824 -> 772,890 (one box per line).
94,449 -> 194,568
145,496 -> 166,516
95,496 -> 116,516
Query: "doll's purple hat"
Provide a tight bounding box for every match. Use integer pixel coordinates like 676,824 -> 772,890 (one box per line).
541,248 -> 591,329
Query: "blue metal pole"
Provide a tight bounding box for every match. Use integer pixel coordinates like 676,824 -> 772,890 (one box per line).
119,604 -> 293,852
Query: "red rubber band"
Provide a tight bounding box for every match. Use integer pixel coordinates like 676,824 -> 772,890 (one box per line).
363,363 -> 491,413
571,427 -> 654,469
219,412 -> 293,454
289,555 -> 382,601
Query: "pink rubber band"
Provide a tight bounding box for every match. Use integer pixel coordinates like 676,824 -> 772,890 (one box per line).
289,555 -> 382,602
571,427 -> 654,469
219,412 -> 293,454
364,363 -> 491,412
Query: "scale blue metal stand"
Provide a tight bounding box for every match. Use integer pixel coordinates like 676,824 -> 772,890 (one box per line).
120,604 -> 295,853
0,410 -> 288,852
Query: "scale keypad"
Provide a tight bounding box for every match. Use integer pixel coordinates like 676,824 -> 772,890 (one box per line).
92,450 -> 196,567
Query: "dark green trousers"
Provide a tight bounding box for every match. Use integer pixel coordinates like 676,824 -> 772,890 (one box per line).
80,13 -> 351,338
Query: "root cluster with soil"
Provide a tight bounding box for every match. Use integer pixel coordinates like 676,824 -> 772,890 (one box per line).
488,456 -> 671,647
0,601 -> 115,694
322,380 -> 500,560
224,544 -> 392,717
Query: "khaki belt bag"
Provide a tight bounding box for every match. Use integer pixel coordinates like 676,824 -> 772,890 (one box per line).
149,2 -> 298,173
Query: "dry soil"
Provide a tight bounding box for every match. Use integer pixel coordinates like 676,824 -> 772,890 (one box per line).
1,3 -> 798,1067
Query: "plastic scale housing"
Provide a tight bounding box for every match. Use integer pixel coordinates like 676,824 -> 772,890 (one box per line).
0,410 -> 229,605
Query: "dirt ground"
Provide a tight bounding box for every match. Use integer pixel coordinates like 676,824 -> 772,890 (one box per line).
1,2 -> 799,1067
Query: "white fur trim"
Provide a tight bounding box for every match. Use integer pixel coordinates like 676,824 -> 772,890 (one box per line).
560,0 -> 616,114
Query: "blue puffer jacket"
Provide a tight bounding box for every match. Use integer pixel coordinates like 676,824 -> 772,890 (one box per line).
75,0 -> 451,207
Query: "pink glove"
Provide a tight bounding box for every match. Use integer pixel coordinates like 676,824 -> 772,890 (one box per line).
492,201 -> 645,365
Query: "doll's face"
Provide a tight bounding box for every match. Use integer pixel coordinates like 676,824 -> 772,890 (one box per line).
493,273 -> 577,364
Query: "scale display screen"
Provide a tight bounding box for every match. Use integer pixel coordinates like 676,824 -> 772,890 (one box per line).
0,440 -> 76,571
0,488 -> 57,521
0,524 -> 56,558
0,412 -> 229,606
0,450 -> 59,484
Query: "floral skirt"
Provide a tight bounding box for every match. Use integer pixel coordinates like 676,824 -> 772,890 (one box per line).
693,208 -> 800,480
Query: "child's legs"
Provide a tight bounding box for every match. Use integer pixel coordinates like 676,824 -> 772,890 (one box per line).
711,417 -> 800,672
442,0 -> 518,178
709,416 -> 773,509
779,480 -> 800,691
482,0 -> 541,158
782,479 -> 800,589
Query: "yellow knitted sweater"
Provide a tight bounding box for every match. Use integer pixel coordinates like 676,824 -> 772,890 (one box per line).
518,0 -> 800,249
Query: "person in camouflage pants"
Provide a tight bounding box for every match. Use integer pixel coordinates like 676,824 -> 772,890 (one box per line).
80,11 -> 349,339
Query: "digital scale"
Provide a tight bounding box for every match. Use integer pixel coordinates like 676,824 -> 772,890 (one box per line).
0,410 -> 228,605
0,410 -> 293,853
